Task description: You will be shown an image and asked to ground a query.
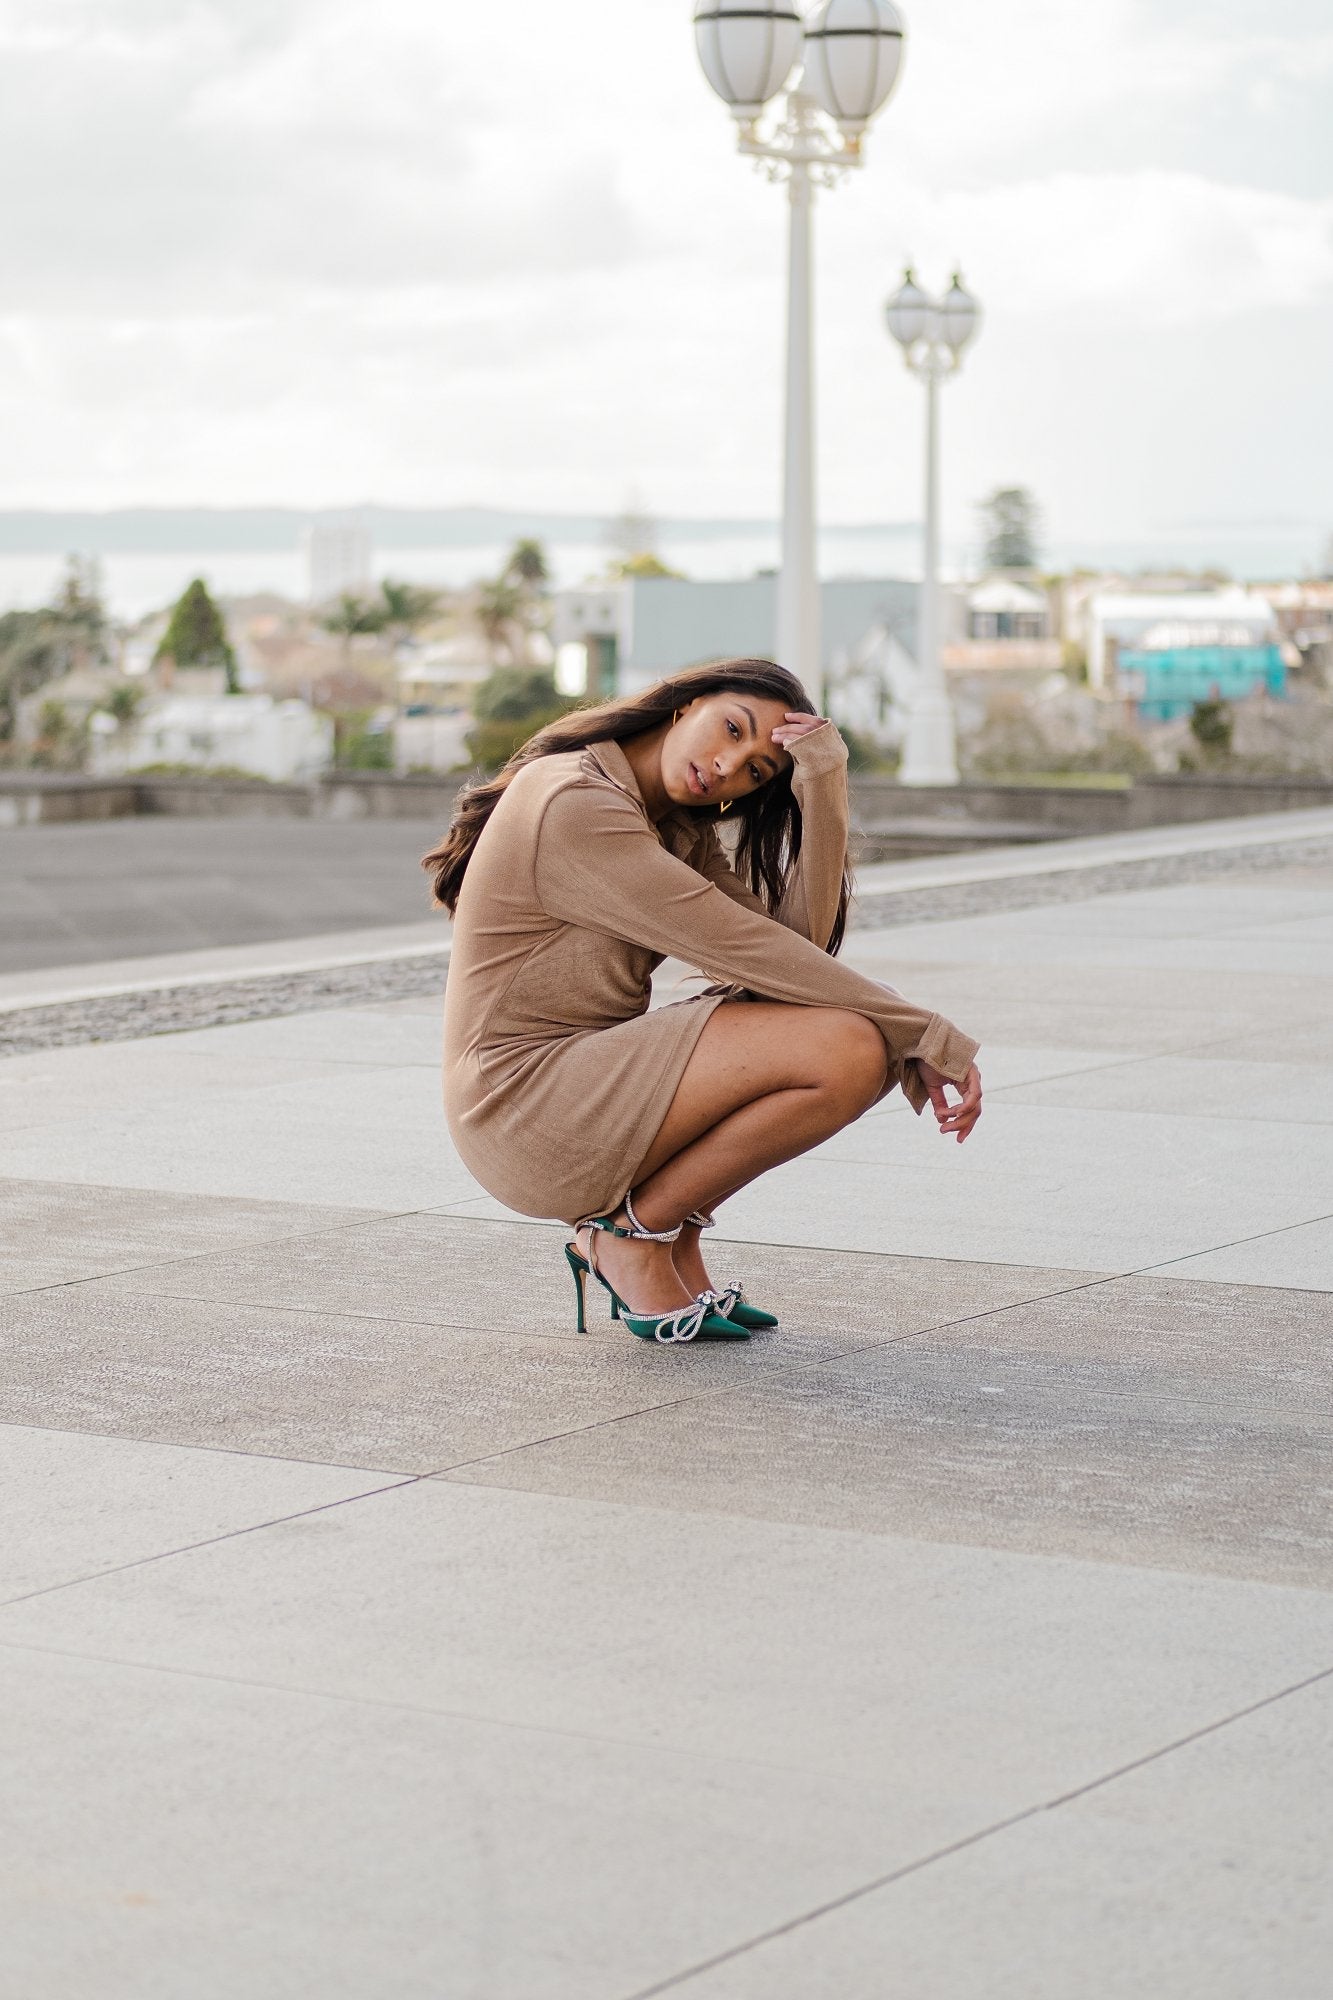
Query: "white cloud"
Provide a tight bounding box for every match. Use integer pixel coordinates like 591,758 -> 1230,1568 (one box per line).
0,0 -> 1329,541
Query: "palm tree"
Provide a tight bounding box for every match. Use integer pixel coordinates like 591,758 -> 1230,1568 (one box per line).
474,577 -> 526,664
379,579 -> 441,640
320,593 -> 388,667
504,538 -> 550,591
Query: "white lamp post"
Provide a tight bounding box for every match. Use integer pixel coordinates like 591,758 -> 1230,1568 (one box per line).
694,0 -> 907,712
885,267 -> 981,785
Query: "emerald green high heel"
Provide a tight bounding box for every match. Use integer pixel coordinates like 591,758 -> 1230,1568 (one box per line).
684,1209 -> 780,1331
566,1195 -> 749,1344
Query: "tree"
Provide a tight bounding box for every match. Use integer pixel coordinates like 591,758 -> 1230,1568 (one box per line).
465,665 -> 580,772
473,576 -> 527,664
980,487 -> 1041,571
0,556 -> 109,747
51,554 -> 106,638
504,538 -> 550,590
606,551 -> 684,580
102,682 -> 145,727
320,592 -> 388,667
1189,695 -> 1233,761
157,577 -> 240,692
379,579 -> 441,637
605,498 -> 660,567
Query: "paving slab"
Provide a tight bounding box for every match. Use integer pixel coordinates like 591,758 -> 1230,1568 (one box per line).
1155,1214 -> 1333,1291
0,1063 -> 468,1209
90,1211 -> 1093,1348
0,1178 -> 385,1295
998,1051 -> 1333,1125
0,1038 -> 366,1138
0,1223 -> 1093,1469
665,1675 -> 1333,2000
0,1424 -> 397,1600
3,1481 -> 1331,1805
0,1643 -> 993,2000
708,1101 -> 1333,1272
432,1269 -> 1333,1589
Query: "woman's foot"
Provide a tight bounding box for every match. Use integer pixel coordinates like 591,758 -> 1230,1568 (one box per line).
670,1220 -> 715,1299
576,1209 -> 695,1314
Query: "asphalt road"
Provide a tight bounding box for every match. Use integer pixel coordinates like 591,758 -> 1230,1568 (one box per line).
0,815 -> 450,973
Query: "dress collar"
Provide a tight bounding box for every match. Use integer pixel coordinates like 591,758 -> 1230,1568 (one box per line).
583,738 -> 704,854
583,737 -> 640,801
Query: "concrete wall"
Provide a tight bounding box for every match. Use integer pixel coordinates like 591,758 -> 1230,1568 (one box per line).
3,769 -> 1332,833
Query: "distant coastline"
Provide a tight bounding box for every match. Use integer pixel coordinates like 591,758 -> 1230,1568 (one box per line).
0,506 -> 920,556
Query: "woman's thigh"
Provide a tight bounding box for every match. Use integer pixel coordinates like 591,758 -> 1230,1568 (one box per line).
633,1000 -> 885,1182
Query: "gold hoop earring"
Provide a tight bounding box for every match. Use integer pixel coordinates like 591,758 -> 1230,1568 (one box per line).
718,798 -> 732,814
672,708 -> 681,724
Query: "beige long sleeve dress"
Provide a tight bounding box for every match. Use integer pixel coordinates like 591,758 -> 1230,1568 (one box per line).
442,723 -> 980,1225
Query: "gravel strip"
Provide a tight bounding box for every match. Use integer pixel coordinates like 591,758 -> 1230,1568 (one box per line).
851,831 -> 1333,929
0,953 -> 448,1059
4,828 -> 1332,1060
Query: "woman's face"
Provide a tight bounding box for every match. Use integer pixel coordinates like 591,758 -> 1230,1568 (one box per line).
662,691 -> 795,809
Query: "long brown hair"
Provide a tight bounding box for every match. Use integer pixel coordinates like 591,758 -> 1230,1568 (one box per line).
421,657 -> 849,954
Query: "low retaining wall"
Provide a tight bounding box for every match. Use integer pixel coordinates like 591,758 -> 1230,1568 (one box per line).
3,769 -> 1333,833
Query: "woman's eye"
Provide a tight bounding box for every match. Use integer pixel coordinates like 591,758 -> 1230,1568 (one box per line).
748,765 -> 761,783
726,720 -> 739,738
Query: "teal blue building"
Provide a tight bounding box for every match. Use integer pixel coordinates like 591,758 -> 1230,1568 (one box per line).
1117,642 -> 1286,721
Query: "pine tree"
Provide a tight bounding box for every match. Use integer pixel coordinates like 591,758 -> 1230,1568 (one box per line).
156,578 -> 239,692
980,488 -> 1041,571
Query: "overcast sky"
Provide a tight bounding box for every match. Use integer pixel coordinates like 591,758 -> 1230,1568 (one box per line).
0,0 -> 1329,550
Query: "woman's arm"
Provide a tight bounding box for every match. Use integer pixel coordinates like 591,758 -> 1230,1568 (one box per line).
534,777 -> 978,1114
696,718 -> 849,951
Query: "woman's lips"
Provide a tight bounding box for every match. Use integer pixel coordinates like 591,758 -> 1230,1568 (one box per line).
688,762 -> 709,797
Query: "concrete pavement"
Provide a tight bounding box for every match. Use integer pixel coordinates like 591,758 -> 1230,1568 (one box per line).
2,821 -> 1332,1997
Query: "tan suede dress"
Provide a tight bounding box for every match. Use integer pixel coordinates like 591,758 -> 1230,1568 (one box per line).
442,724 -> 979,1225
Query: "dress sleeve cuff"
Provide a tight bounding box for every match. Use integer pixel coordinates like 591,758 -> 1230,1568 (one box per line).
898,1014 -> 980,1115
788,720 -> 849,789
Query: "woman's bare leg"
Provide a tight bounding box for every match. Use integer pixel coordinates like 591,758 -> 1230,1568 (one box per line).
574,1002 -> 886,1312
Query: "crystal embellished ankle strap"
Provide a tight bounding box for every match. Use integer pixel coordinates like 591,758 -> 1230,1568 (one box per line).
621,1190 -> 682,1243
684,1210 -> 716,1230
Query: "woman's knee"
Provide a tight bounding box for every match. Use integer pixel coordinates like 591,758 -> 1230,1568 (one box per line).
805,1009 -> 888,1110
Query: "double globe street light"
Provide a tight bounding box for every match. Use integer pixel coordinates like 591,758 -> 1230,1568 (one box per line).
694,0 -> 907,712
884,267 -> 982,784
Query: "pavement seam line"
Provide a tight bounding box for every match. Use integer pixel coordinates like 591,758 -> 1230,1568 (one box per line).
0,1475 -> 431,1611
623,1657 -> 1333,1999
0,1629 -> 891,1783
0,1197 -> 453,1301
1137,1206 -> 1333,1276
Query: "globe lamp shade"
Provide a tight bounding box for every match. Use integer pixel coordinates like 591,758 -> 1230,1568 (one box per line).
802,0 -> 906,136
693,0 -> 805,121
940,272 -> 981,353
884,270 -> 932,349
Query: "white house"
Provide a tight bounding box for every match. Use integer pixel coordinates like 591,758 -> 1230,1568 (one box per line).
91,693 -> 333,781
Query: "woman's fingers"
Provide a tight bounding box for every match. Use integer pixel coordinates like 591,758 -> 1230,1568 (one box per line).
933,1064 -> 983,1143
771,713 -> 829,746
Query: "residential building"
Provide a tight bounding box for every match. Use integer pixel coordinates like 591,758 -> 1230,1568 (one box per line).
1083,588 -> 1281,701
305,516 -> 373,606
551,575 -> 918,722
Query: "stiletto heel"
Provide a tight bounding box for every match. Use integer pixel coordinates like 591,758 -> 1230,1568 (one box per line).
683,1209 -> 779,1330
563,1241 -> 589,1333
572,1195 -> 749,1344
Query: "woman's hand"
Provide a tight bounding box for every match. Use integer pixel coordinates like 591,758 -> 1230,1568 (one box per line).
771,711 -> 830,751
917,1060 -> 983,1143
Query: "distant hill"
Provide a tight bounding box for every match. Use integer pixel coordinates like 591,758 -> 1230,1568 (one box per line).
0,506 -> 916,555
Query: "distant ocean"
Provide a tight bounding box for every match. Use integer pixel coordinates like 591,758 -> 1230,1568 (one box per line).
0,522 -> 1323,622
